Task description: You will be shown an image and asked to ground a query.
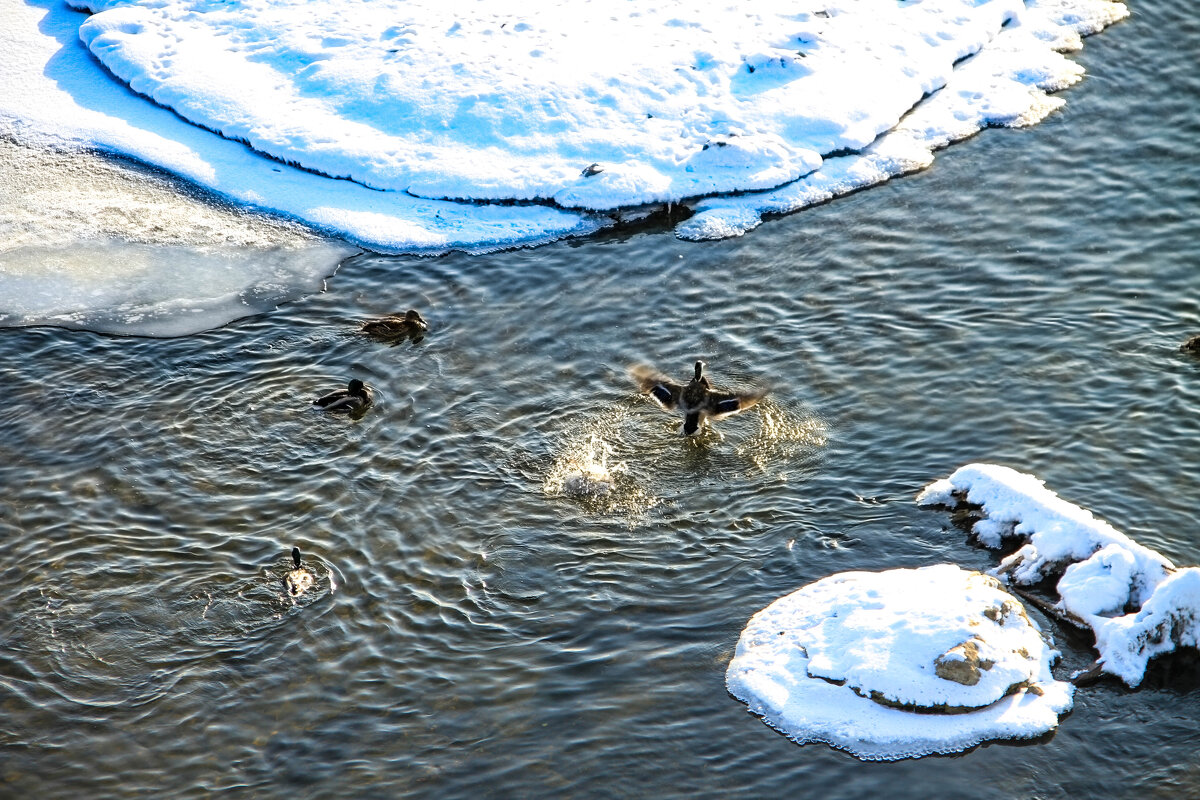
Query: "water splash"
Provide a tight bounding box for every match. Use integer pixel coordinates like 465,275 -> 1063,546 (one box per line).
735,397 -> 828,478
543,409 -> 658,518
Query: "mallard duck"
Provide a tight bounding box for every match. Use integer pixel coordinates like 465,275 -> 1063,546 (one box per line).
632,360 -> 766,436
360,309 -> 428,340
313,378 -> 374,415
284,546 -> 316,598
1182,335 -> 1200,354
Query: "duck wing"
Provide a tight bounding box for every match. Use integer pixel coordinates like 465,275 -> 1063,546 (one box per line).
313,388 -> 347,408
704,388 -> 766,420
631,365 -> 683,411
315,388 -> 365,412
322,396 -> 360,413
361,317 -> 403,336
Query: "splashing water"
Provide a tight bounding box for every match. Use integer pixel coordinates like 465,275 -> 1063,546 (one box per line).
736,398 -> 828,478
561,434 -> 625,498
543,410 -> 658,518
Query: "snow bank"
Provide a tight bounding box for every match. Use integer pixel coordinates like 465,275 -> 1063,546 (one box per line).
0,0 -> 601,255
72,0 -> 1024,207
3,0 -> 1126,254
918,464 -> 1198,686
727,564 -> 1072,760
678,0 -> 1129,240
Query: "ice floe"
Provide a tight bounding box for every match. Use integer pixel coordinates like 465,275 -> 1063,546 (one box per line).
918,463 -> 1200,687
0,136 -> 356,336
726,564 -> 1073,760
2,0 -> 1126,254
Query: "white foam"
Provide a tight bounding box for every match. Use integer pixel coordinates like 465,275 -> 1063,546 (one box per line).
727,564 -> 1073,761
918,464 -> 1196,686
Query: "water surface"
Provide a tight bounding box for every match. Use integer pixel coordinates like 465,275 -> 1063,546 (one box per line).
1,1 -> 1199,797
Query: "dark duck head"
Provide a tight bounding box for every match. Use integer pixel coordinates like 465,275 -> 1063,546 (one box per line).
632,360 -> 765,436
284,546 -> 316,598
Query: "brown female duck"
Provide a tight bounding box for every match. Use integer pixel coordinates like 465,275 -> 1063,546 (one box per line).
360,309 -> 428,340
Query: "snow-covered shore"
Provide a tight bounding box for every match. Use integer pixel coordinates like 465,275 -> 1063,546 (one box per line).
2,0 -> 1127,254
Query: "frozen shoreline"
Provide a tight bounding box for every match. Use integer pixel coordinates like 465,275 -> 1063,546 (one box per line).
1,0 -> 1128,256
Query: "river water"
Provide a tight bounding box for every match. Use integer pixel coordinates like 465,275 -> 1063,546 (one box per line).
1,0 -> 1198,797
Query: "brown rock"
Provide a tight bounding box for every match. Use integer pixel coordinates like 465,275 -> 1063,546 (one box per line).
935,638 -> 996,686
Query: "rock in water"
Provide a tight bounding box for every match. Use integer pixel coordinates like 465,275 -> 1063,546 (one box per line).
726,564 -> 1073,760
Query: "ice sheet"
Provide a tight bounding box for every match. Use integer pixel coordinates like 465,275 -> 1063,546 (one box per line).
0,136 -> 355,336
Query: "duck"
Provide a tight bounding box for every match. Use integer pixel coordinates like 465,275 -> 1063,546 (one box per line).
632,360 -> 766,436
312,378 -> 374,415
360,309 -> 428,340
1182,335 -> 1200,354
284,546 -> 316,598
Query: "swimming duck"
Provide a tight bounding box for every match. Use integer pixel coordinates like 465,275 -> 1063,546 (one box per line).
632,360 -> 766,436
284,546 -> 316,598
1182,335 -> 1200,354
313,378 -> 374,415
360,309 -> 428,340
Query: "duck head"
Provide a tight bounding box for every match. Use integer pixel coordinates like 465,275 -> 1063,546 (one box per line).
292,546 -> 302,569
347,378 -> 367,397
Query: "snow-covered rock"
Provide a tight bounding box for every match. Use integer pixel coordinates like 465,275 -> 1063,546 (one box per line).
918,463 -> 1197,687
727,564 -> 1073,760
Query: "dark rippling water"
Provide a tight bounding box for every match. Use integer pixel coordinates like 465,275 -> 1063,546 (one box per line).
2,2 -> 1199,797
